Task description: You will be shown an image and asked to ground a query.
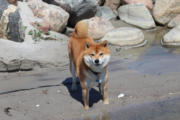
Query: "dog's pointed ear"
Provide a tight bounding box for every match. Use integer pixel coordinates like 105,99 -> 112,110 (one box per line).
85,42 -> 90,49
102,40 -> 108,47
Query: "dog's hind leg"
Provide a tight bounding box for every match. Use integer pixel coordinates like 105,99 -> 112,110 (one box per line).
70,60 -> 77,91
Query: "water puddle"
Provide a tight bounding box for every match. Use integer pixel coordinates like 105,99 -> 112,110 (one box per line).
82,96 -> 180,120
112,27 -> 180,75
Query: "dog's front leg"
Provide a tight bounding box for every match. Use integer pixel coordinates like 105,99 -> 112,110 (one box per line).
82,88 -> 89,110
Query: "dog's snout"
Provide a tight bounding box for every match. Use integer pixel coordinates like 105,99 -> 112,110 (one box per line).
95,59 -> 99,64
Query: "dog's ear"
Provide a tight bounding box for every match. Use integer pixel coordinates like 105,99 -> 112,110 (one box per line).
85,42 -> 90,49
102,40 -> 108,47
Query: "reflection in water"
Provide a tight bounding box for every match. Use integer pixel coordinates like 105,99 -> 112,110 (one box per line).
128,27 -> 180,75
82,97 -> 180,120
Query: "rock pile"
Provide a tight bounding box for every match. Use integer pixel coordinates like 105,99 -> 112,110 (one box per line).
1,0 -> 180,71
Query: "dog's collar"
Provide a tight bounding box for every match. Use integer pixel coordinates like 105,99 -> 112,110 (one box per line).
89,69 -> 100,75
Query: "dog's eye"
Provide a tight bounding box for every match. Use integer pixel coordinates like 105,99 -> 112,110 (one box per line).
90,54 -> 95,56
99,53 -> 103,56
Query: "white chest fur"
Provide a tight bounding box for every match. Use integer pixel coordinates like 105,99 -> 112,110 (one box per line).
83,69 -> 107,88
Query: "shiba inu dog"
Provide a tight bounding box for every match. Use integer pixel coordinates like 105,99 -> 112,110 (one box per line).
68,20 -> 111,110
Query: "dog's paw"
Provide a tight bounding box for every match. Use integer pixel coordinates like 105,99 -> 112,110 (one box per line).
84,105 -> 89,110
103,99 -> 109,105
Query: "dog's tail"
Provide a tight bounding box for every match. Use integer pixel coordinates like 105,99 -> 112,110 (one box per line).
73,20 -> 88,38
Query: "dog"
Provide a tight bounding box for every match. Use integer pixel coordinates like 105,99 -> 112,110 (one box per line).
68,20 -> 111,110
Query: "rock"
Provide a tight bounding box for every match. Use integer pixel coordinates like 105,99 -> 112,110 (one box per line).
96,6 -> 116,20
0,61 -> 7,72
67,0 -> 98,27
0,0 -> 24,42
118,4 -> 156,29
122,0 -> 153,9
27,0 -> 69,32
49,0 -> 98,27
168,15 -> 180,28
40,31 -> 69,41
101,27 -> 145,47
153,0 -> 180,25
0,39 -> 68,68
7,0 -> 17,5
162,26 -> 180,46
87,17 -> 114,40
20,59 -> 34,71
64,27 -> 74,37
31,20 -> 50,34
7,59 -> 21,72
54,0 -> 98,9
97,0 -> 105,5
104,0 -> 121,14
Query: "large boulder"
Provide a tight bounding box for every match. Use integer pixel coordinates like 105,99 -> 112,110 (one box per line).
27,0 -> 69,32
153,0 -> 180,25
96,6 -> 116,20
0,0 -> 24,42
52,0 -> 98,27
122,0 -> 153,10
68,0 -> 98,27
118,4 -> 155,29
168,15 -> 180,28
101,27 -> 145,47
87,17 -> 114,40
162,26 -> 180,46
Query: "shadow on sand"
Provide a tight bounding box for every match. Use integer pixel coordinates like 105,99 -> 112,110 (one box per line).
62,77 -> 102,107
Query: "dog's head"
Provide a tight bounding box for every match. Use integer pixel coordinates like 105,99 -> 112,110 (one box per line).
83,40 -> 111,72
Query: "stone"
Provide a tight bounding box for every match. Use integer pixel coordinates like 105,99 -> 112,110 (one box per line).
0,0 -> 24,42
118,4 -> 156,29
168,15 -> 180,28
101,27 -> 145,47
87,17 -> 114,40
96,6 -> 116,20
7,59 -> 21,72
122,0 -> 153,9
0,61 -> 7,72
64,27 -> 74,37
162,26 -> 180,46
7,0 -> 17,5
67,0 -> 98,27
40,31 -> 69,41
20,59 -> 34,71
104,0 -> 121,13
153,0 -> 180,25
27,0 -> 69,32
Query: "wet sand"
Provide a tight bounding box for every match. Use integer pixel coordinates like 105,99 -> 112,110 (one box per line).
0,27 -> 180,120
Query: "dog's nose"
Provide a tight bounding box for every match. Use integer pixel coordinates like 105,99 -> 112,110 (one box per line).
95,59 -> 99,64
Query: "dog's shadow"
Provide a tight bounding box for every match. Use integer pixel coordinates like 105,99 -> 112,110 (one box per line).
62,77 -> 102,107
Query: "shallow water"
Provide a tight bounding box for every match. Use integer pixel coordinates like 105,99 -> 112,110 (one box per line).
127,27 -> 180,75
82,96 -> 180,120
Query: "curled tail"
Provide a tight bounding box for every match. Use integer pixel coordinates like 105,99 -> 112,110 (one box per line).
73,20 -> 89,38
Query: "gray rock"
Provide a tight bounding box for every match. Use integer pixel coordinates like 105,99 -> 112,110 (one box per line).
27,0 -> 69,32
118,4 -> 156,29
0,61 -> 7,72
68,0 -> 98,27
7,59 -> 21,72
162,26 -> 180,46
96,6 -> 116,20
101,27 -> 145,47
153,0 -> 180,25
0,0 -> 24,42
168,15 -> 180,28
20,59 -> 34,71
